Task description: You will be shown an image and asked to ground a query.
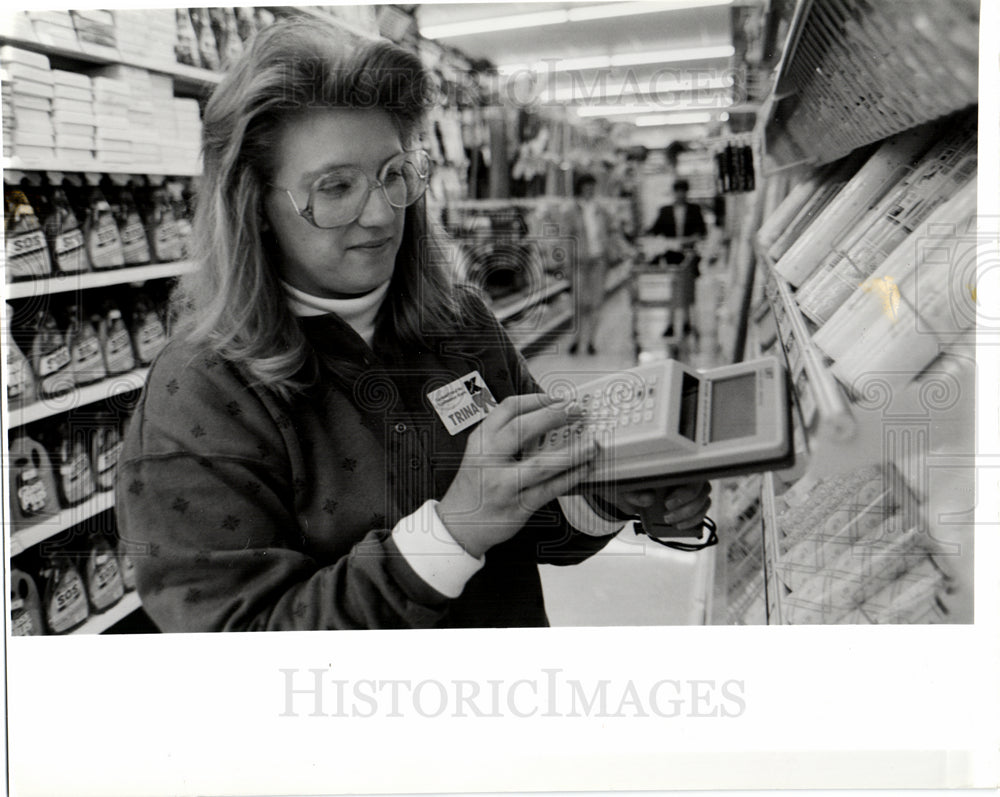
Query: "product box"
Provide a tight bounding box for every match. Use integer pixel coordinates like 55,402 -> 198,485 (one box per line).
12,145 -> 56,161
0,46 -> 52,71
55,148 -> 96,164
53,84 -> 92,103
95,113 -> 129,130
31,21 -> 82,51
12,108 -> 52,132
14,81 -> 55,101
14,130 -> 54,147
5,63 -> 53,86
52,98 -> 93,116
51,70 -> 92,90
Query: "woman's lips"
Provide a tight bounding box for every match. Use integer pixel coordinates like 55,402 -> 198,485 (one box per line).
349,237 -> 392,250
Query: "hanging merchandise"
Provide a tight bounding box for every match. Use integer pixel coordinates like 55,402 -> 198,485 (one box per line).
51,422 -> 97,508
65,303 -> 107,387
41,553 -> 90,633
29,309 -> 75,398
112,185 -> 152,265
6,320 -> 37,407
10,569 -> 46,636
210,7 -> 243,68
714,141 -> 756,194
234,7 -> 258,42
83,187 -> 125,270
95,301 -> 137,375
189,8 -> 221,73
175,7 -> 200,67
8,434 -> 60,528
129,292 -> 169,365
90,417 -> 122,492
84,534 -> 125,612
43,186 -> 89,275
4,187 -> 52,281
142,184 -> 182,263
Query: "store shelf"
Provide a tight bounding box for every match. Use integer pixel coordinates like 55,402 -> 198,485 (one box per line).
492,277 -> 570,323
7,369 -> 148,428
71,591 -> 142,635
5,260 -> 197,299
0,34 -> 222,91
760,253 -> 855,446
2,156 -> 202,177
9,489 -> 116,557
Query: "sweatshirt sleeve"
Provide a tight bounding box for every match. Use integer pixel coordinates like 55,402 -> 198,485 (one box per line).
115,345 -> 456,632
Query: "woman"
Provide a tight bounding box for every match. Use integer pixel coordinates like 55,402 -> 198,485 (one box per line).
115,20 -> 711,631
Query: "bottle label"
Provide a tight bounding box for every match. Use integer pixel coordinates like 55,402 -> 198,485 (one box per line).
120,220 -> 150,263
73,337 -> 102,364
7,355 -> 29,399
137,320 -> 167,362
49,574 -> 88,633
88,220 -> 124,269
53,229 -> 87,273
104,327 -> 135,372
6,230 -> 50,278
97,441 -> 122,474
37,345 -> 71,377
60,453 -> 91,482
17,469 -> 49,515
12,609 -> 36,636
90,556 -> 123,610
153,220 -> 182,262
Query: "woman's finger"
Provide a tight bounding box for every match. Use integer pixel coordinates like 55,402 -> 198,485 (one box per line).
663,494 -> 712,528
519,436 -> 598,484
520,458 -> 597,513
664,481 -> 711,511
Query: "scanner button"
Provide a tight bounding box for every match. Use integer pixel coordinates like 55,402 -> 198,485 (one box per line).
644,411 -> 653,422
632,412 -> 641,423
620,416 -> 630,427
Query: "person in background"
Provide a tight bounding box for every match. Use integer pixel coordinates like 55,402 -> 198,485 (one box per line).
646,178 -> 707,338
114,20 -> 712,632
568,173 -> 618,355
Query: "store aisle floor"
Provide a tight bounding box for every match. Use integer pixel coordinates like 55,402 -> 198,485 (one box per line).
526,286 -> 715,626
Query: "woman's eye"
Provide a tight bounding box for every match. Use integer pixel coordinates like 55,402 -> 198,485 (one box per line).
316,176 -> 356,196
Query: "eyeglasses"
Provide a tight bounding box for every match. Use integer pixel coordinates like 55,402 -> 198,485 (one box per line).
274,150 -> 431,229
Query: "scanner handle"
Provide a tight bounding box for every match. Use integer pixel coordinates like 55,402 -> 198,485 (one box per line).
637,485 -> 708,540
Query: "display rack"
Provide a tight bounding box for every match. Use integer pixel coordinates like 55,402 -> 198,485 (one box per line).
73,591 -> 142,635
5,260 -> 198,300
716,0 -> 977,625
9,490 -> 116,557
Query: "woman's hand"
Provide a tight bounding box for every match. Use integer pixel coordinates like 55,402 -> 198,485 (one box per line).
438,394 -> 598,559
605,481 -> 712,537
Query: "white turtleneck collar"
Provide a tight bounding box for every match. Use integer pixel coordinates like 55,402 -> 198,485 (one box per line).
283,280 -> 391,348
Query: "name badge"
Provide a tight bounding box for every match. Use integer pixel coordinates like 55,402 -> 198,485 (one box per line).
427,370 -> 498,435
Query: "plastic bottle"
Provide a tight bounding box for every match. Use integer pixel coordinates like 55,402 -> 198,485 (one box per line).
84,535 -> 125,612
65,303 -> 108,386
90,418 -> 122,492
4,187 -> 52,280
95,301 -> 137,375
143,185 -> 182,263
51,423 -> 96,507
41,554 -> 90,633
43,186 -> 89,275
113,185 -> 152,265
166,180 -> 194,259
10,568 -> 46,636
129,293 -> 168,365
5,320 -> 37,407
8,434 -> 60,528
29,309 -> 75,398
84,187 -> 126,270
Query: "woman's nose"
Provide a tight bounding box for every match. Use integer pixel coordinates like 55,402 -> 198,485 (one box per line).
356,184 -> 397,227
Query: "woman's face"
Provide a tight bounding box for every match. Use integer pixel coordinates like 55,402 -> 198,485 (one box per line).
264,108 -> 407,298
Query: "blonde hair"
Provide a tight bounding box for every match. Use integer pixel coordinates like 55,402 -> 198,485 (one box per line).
177,18 -> 468,398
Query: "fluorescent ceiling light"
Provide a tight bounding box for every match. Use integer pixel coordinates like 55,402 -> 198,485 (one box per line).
421,0 -> 733,39
634,112 -> 714,125
499,44 -> 735,74
543,75 -> 733,102
576,97 -> 732,116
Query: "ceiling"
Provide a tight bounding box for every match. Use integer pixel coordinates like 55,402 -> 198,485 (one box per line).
414,1 -> 738,143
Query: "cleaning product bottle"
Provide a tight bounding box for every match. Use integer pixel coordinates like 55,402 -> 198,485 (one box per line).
65,303 -> 107,387
90,417 -> 122,492
8,434 -> 60,528
117,538 -> 137,592
5,319 -> 37,407
96,301 -> 137,375
84,534 -> 125,612
43,186 -> 89,275
83,187 -> 125,270
41,553 -> 89,633
113,185 -> 152,265
5,186 -> 52,280
10,568 -> 46,636
52,422 -> 96,507
166,180 -> 194,259
129,293 -> 168,365
29,308 -> 75,398
143,185 -> 182,263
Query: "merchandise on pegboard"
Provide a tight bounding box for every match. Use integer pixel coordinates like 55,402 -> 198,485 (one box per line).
714,138 -> 755,194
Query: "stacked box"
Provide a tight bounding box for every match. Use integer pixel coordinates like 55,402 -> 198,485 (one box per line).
89,66 -> 160,164
114,9 -> 178,67
51,70 -> 96,164
29,11 -> 82,51
0,47 -> 56,162
149,75 -> 178,161
2,68 -> 14,158
91,77 -> 131,163
171,97 -> 202,171
6,11 -> 38,42
70,9 -> 119,58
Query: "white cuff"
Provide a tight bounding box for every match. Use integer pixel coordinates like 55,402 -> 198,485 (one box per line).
557,495 -> 626,537
391,500 -> 485,599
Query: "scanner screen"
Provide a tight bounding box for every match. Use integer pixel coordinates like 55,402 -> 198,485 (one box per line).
710,373 -> 757,441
